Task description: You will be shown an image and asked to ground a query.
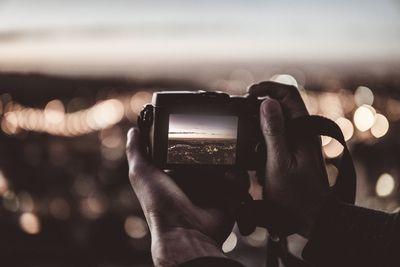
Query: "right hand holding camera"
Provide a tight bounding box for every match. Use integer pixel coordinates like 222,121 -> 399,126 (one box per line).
249,81 -> 330,237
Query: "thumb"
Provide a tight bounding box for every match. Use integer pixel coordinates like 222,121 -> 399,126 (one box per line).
260,97 -> 289,169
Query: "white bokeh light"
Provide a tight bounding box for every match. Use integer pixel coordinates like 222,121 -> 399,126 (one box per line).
371,114 -> 389,138
376,173 -> 395,197
222,232 -> 237,253
353,105 -> 376,132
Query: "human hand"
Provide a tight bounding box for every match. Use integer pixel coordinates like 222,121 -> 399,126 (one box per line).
248,81 -> 330,238
126,128 -> 242,266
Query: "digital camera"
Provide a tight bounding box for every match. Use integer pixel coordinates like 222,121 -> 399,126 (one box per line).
138,91 -> 266,171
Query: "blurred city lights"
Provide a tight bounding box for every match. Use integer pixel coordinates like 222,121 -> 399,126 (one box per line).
124,216 -> 148,239
245,227 -> 267,247
321,135 -> 332,146
80,193 -> 108,219
353,105 -> 376,132
318,93 -> 344,120
325,164 -> 338,186
130,91 -> 152,116
386,99 -> 400,122
19,212 -> 41,235
0,171 -> 9,196
2,190 -> 19,212
222,232 -> 237,253
18,192 -> 35,213
323,139 -> 344,158
354,86 -> 374,106
44,99 -> 65,124
371,114 -> 389,138
270,74 -> 299,88
335,117 -> 354,141
99,127 -> 123,149
1,97 -> 127,137
376,173 -> 395,197
301,91 -> 319,115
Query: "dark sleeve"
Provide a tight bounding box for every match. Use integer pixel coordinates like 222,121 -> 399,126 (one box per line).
178,257 -> 245,267
302,197 -> 400,267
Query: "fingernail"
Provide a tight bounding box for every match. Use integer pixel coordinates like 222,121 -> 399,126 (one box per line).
261,98 -> 284,135
261,97 -> 274,118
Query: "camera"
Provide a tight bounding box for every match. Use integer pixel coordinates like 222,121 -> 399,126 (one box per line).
138,91 -> 266,170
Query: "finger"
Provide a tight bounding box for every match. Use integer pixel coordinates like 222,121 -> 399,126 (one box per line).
126,127 -> 170,182
126,128 -> 187,213
126,127 -> 158,187
126,127 -> 144,162
260,97 -> 289,169
252,83 -> 323,169
249,81 -> 308,120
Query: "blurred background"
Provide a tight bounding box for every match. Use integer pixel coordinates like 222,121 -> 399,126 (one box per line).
1,0 -> 400,266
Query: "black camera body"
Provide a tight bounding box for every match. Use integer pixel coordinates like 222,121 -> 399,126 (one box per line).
138,91 -> 265,171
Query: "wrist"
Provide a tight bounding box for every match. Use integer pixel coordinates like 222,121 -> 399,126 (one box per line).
151,227 -> 226,267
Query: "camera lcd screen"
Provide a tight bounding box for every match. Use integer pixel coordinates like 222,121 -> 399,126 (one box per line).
167,114 -> 238,165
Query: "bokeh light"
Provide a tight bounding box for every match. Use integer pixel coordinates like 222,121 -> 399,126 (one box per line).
2,190 -> 19,212
80,193 -> 108,219
335,117 -> 354,141
270,74 -> 298,88
245,227 -> 267,247
376,173 -> 395,197
44,100 -> 65,124
326,164 -> 338,187
353,105 -> 376,132
124,216 -> 148,239
130,91 -> 152,116
18,191 -> 35,212
323,139 -> 344,158
1,97 -> 128,137
222,232 -> 237,253
0,171 -> 9,196
386,99 -> 400,122
354,86 -> 374,106
321,135 -> 332,146
19,212 -> 41,235
318,93 -> 344,120
371,114 -> 389,138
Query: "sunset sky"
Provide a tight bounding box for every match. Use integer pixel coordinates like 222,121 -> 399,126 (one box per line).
168,114 -> 238,140
0,0 -> 399,76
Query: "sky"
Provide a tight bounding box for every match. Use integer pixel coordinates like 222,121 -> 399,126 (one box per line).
0,0 -> 399,75
168,114 -> 238,140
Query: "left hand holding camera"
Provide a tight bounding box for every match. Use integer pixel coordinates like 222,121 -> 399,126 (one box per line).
126,128 -> 236,266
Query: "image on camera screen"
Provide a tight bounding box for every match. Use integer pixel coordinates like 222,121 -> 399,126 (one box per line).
167,114 -> 238,165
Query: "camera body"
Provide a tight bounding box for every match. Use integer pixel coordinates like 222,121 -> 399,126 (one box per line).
138,91 -> 265,171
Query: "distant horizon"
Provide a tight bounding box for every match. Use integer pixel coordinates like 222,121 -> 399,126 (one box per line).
168,134 -> 237,140
0,0 -> 399,76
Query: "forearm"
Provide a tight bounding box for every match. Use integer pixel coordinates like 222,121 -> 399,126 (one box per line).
303,197 -> 400,267
151,228 -> 227,267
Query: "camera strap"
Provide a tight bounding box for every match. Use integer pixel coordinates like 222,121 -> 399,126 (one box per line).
236,115 -> 356,267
